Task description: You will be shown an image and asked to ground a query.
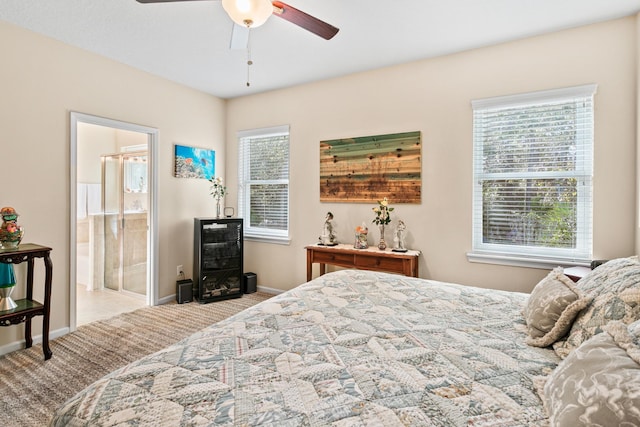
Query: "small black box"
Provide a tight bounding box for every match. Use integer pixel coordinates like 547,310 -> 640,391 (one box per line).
243,272 -> 257,294
176,279 -> 193,304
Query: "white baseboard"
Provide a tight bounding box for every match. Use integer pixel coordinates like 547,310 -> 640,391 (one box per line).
159,294 -> 176,305
0,326 -> 69,357
257,285 -> 283,295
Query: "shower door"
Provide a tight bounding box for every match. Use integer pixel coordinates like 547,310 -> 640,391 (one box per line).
102,152 -> 148,295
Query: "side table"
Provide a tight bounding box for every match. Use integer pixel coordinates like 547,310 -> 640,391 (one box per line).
0,244 -> 53,360
564,266 -> 591,283
306,244 -> 420,281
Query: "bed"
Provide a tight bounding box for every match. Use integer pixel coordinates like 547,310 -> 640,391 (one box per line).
50,264 -> 640,426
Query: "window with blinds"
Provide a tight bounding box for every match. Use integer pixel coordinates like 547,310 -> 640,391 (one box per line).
471,84 -> 596,265
238,125 -> 290,242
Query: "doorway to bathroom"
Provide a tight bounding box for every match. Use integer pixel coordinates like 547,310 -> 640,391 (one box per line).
70,112 -> 158,330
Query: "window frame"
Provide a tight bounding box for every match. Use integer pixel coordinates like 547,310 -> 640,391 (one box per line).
237,125 -> 291,244
468,84 -> 597,269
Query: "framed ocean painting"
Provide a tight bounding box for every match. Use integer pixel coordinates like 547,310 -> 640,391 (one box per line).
174,144 -> 215,179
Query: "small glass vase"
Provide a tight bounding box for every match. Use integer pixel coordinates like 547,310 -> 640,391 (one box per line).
378,224 -> 387,251
215,200 -> 221,219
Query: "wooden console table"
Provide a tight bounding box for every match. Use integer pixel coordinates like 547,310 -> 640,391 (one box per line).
306,244 -> 420,281
0,244 -> 53,360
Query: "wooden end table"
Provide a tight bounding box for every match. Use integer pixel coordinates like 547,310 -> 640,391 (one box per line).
306,243 -> 420,281
0,244 -> 53,360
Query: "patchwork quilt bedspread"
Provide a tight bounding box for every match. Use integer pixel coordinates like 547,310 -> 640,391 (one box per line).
51,270 -> 559,426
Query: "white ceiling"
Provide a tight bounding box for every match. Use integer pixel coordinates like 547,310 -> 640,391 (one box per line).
2,0 -> 640,99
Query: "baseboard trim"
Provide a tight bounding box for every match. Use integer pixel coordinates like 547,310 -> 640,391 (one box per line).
257,285 -> 283,295
0,326 -> 70,357
159,294 -> 176,305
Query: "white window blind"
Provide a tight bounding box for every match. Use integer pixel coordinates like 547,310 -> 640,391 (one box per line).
238,125 -> 290,242
471,84 -> 596,266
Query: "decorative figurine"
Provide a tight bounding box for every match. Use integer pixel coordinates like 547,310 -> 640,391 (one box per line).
354,222 -> 369,249
319,212 -> 338,246
393,220 -> 408,252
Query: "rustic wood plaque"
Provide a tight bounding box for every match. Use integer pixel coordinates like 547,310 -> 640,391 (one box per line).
319,131 -> 421,203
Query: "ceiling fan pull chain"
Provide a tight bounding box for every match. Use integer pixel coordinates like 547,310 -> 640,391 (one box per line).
246,28 -> 253,87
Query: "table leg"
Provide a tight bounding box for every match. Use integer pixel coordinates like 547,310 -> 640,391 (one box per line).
319,263 -> 326,276
25,318 -> 33,348
42,253 -> 53,360
306,249 -> 313,282
25,258 -> 34,349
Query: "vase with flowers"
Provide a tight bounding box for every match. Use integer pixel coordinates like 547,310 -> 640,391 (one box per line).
372,197 -> 394,250
209,176 -> 227,218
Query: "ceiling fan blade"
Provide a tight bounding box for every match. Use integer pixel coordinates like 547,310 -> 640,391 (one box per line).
271,1 -> 339,40
136,0 -> 339,40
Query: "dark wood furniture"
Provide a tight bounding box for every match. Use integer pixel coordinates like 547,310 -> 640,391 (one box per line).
193,218 -> 243,303
0,243 -> 52,360
564,266 -> 591,282
306,243 -> 420,281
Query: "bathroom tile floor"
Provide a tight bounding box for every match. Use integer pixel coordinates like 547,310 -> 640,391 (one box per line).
76,285 -> 146,326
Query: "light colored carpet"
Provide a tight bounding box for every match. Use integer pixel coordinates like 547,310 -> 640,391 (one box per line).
0,293 -> 272,427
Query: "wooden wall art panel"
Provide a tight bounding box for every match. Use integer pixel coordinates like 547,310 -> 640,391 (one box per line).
320,131 -> 421,203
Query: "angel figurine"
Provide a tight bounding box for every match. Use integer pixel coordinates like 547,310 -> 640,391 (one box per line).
319,212 -> 338,245
392,220 -> 408,252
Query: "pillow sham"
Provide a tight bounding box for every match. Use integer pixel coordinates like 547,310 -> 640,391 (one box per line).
553,257 -> 640,358
574,256 -> 640,296
523,268 -> 591,348
543,320 -> 640,426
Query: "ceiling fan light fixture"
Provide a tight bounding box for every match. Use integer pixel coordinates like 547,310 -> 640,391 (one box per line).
221,0 -> 273,28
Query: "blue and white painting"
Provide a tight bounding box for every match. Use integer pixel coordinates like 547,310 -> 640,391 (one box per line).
174,144 -> 215,179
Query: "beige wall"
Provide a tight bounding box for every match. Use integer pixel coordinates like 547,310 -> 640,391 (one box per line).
0,21 -> 226,349
0,15 -> 637,352
227,17 -> 638,293
637,13 -> 640,256
77,123 -> 116,184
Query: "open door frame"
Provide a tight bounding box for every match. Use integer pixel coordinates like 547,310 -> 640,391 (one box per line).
69,112 -> 159,332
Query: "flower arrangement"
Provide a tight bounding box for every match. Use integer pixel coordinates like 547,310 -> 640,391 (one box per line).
372,197 -> 394,226
209,176 -> 227,201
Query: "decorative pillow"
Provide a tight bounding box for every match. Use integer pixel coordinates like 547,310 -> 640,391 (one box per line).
523,267 -> 591,348
553,257 -> 640,358
543,320 -> 640,426
575,256 -> 640,296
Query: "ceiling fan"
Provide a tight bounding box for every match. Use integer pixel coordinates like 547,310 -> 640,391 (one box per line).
135,0 -> 339,40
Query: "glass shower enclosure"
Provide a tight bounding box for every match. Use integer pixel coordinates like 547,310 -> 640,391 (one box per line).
102,151 -> 148,296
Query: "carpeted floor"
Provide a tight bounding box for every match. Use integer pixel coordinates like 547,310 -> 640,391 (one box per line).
0,292 -> 272,427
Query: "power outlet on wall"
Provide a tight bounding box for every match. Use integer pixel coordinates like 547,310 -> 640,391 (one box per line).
177,265 -> 184,278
